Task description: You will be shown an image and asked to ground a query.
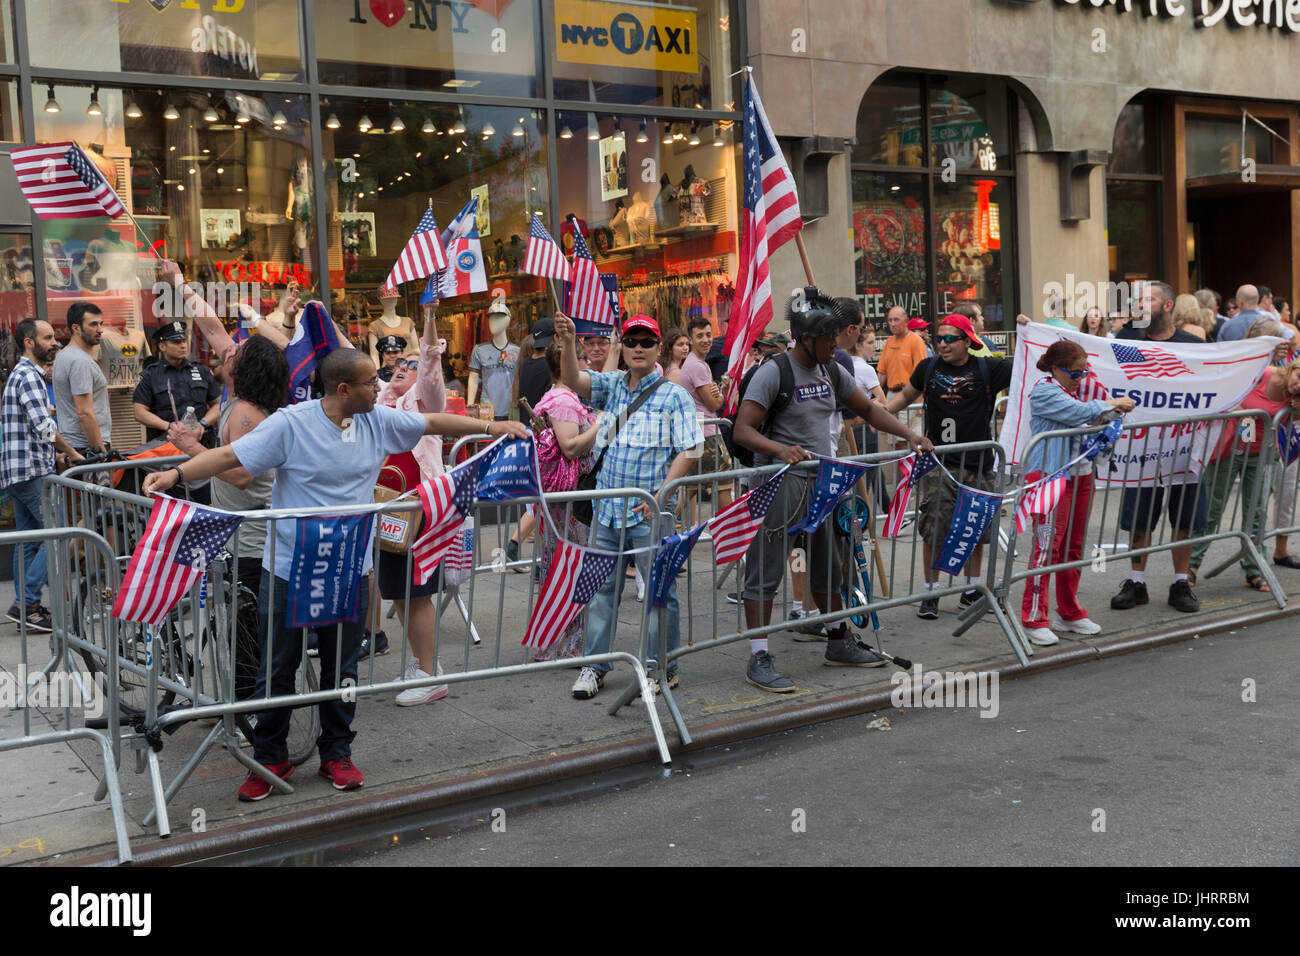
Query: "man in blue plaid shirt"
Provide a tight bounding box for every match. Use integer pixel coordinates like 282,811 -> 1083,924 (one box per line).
2,319 -> 84,631
555,312 -> 703,699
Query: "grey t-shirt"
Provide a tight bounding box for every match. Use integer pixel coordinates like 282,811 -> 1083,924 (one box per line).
53,345 -> 111,449
746,356 -> 855,463
469,342 -> 519,418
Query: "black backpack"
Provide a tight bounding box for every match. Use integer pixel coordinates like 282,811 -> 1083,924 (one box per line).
725,352 -> 848,467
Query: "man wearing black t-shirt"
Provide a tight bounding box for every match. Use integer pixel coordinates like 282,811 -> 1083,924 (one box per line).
885,314 -> 1013,619
1111,280 -> 1206,615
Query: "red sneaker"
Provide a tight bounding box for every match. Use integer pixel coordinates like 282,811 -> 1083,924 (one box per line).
236,761 -> 294,802
318,757 -> 364,791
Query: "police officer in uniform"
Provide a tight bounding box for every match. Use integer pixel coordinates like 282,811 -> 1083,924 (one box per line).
376,334 -> 407,383
133,321 -> 221,445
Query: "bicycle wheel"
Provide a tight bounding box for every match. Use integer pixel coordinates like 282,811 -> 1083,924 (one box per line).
286,656 -> 319,767
840,585 -> 869,629
75,581 -> 178,727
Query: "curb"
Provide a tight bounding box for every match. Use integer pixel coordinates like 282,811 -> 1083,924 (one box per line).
73,597 -> 1299,866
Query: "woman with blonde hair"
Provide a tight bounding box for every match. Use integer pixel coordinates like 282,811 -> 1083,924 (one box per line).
1172,293 -> 1207,340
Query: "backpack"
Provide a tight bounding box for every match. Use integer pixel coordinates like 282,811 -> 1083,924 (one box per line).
920,354 -> 994,442
725,352 -> 848,468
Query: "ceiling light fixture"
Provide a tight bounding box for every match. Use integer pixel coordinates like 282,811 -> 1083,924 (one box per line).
43,84 -> 60,114
203,95 -> 219,122
560,124 -> 574,140
164,100 -> 180,121
422,118 -> 435,134
712,124 -> 725,147
358,113 -> 373,132
390,113 -> 405,133
636,120 -> 648,143
125,95 -> 142,119
86,86 -> 102,117
326,112 -> 340,129
482,121 -> 496,138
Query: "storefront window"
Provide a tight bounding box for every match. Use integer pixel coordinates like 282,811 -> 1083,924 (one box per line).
1109,99 -> 1158,175
852,76 -> 922,168
28,0 -> 302,81
1107,180 -> 1160,285
0,1 -> 14,63
315,0 -> 540,97
852,172 -> 927,327
553,111 -> 737,340
933,178 -> 1010,326
1185,115 -> 1281,179
928,77 -> 1010,173
549,0 -> 737,110
0,79 -> 19,141
323,98 -> 550,382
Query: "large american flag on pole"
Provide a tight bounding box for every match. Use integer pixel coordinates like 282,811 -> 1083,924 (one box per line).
111,497 -> 244,625
385,206 -> 448,288
522,213 -> 570,281
523,539 -> 615,650
1111,343 -> 1192,380
563,215 -> 615,325
708,469 -> 786,563
11,142 -> 126,219
721,70 -> 803,412
410,458 -> 482,584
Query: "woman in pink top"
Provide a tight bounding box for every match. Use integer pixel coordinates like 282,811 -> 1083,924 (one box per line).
531,341 -> 601,660
375,303 -> 451,705
662,327 -> 689,383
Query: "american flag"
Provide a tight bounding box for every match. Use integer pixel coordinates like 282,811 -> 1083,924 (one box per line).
882,452 -> 939,538
563,215 -> 615,325
112,497 -> 244,625
1111,343 -> 1192,380
411,458 -> 481,584
445,520 -> 475,573
1014,471 -> 1068,534
522,214 -> 570,281
707,470 -> 786,563
385,206 -> 448,288
721,70 -> 802,412
522,539 -> 615,650
12,142 -> 126,219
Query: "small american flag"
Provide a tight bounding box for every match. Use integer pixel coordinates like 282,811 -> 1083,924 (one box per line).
708,470 -> 786,564
446,520 -> 475,573
12,142 -> 126,219
411,458 -> 482,584
112,497 -> 243,625
721,70 -> 802,412
1112,343 -> 1191,380
563,216 -> 615,325
1014,471 -> 1067,534
522,214 -> 570,282
882,452 -> 939,538
385,206 -> 448,289
523,539 -> 615,650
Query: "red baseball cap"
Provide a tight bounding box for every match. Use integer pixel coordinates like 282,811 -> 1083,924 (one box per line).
937,313 -> 985,350
907,317 -> 928,331
622,313 -> 660,338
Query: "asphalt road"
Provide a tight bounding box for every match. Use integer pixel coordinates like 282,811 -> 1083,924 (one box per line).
233,618 -> 1299,868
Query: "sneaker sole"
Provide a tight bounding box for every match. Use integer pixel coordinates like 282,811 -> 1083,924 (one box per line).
916,610 -> 939,620
318,769 -> 363,790
395,687 -> 449,706
790,631 -> 828,642
824,657 -> 888,668
746,675 -> 797,694
19,621 -> 52,633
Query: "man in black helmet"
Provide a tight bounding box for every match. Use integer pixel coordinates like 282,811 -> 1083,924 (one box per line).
733,288 -> 931,693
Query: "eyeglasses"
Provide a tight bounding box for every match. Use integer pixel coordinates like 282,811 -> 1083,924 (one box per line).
1057,365 -> 1089,380
350,376 -> 381,390
935,334 -> 964,345
623,337 -> 660,350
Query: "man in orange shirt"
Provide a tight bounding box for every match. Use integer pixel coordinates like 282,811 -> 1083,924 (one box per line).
876,305 -> 927,479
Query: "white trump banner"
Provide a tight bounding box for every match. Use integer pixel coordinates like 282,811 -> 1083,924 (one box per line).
999,323 -> 1280,486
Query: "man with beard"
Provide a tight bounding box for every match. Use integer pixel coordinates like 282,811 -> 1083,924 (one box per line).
2,318 -> 85,631
52,302 -> 112,456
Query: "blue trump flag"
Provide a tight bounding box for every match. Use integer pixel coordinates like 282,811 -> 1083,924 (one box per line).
1277,419 -> 1300,466
789,460 -> 870,534
1081,419 -> 1123,461
476,437 -> 538,501
932,487 -> 1003,576
285,301 -> 343,403
286,514 -> 374,627
648,523 -> 707,609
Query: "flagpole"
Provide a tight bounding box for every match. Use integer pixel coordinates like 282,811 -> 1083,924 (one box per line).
547,277 -> 562,315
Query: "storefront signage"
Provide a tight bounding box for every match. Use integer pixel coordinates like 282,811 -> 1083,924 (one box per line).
346,0 -> 478,33
1052,0 -> 1300,36
555,0 -> 698,73
212,259 -> 312,285
108,0 -> 262,77
664,256 -> 724,276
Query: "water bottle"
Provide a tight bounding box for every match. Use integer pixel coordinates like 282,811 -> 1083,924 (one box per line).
181,405 -> 199,432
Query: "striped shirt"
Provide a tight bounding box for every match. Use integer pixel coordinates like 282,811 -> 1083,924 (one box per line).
1,357 -> 58,487
588,369 -> 704,529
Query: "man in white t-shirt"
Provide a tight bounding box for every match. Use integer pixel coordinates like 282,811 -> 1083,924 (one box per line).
677,316 -> 732,522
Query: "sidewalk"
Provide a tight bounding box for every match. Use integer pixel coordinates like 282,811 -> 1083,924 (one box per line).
0,522 -> 1293,865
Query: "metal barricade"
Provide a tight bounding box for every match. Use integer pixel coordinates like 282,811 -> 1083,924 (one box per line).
0,525 -> 133,863
996,408 -> 1286,652
1263,406 -> 1300,557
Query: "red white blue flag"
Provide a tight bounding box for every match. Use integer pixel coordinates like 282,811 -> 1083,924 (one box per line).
11,142 -> 126,220
411,457 -> 482,584
562,215 -> 615,325
1111,343 -> 1192,380
112,497 -> 243,625
523,539 -> 615,650
883,452 -> 939,538
708,469 -> 786,564
385,206 -> 448,288
522,213 -> 570,281
426,197 -> 486,300
1014,471 -> 1068,534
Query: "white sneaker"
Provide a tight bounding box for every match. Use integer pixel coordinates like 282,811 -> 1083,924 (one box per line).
571,666 -> 604,699
636,575 -> 646,603
401,658 -> 422,682
638,677 -> 661,701
1051,614 -> 1101,635
1025,627 -> 1059,647
395,661 -> 447,706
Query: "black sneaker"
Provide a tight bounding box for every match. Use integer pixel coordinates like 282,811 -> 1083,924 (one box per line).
1110,579 -> 1149,610
823,627 -> 888,667
725,591 -> 740,605
357,629 -> 390,660
917,597 -> 939,620
958,589 -> 981,610
7,603 -> 51,633
1168,580 -> 1199,613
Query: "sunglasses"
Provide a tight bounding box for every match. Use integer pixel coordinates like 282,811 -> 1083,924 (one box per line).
1057,365 -> 1090,380
396,358 -> 419,370
623,337 -> 660,350
935,334 -> 965,345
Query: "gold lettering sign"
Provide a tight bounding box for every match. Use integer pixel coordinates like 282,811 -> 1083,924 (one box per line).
554,0 -> 698,73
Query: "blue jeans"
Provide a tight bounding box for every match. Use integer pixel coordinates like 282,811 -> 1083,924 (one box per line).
583,520 -> 678,677
253,571 -> 368,765
6,477 -> 47,608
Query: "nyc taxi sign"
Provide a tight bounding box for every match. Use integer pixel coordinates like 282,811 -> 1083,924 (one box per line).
555,0 -> 698,73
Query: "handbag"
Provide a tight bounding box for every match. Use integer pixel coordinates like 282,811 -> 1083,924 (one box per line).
375,464 -> 424,554
573,378 -> 666,525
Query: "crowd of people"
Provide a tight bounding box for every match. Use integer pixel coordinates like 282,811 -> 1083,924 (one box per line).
4,264 -> 1300,803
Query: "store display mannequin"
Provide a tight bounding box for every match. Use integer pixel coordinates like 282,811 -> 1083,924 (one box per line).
466,305 -> 519,419
285,156 -> 312,262
368,286 -> 418,363
654,174 -> 678,230
610,199 -> 630,247
676,164 -> 711,225
626,191 -> 655,243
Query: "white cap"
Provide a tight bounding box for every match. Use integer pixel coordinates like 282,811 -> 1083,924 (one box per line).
487,300 -> 511,317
